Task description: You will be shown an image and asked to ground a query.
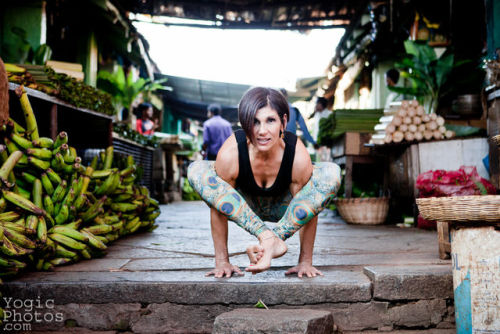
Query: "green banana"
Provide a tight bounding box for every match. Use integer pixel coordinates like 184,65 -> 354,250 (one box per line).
32,137 -> 54,148
125,217 -> 141,231
32,178 -> 43,207
3,190 -> 45,215
73,194 -> 86,210
3,228 -> 36,249
81,196 -> 106,222
55,204 -> 69,225
145,211 -> 161,221
91,168 -> 116,179
21,171 -> 37,184
36,216 -> 47,243
48,233 -> 86,250
120,165 -> 136,177
94,171 -> 116,196
54,131 -> 68,148
0,222 -> 30,234
26,148 -> 52,161
10,133 -> 33,149
0,151 -> 23,186
80,229 -> 107,250
49,226 -> 88,242
0,211 -> 21,222
43,195 -> 54,216
25,215 -> 38,234
5,63 -> 26,73
65,219 -> 82,230
80,248 -> 92,260
0,197 -> 6,212
17,85 -> 39,140
17,186 -> 31,200
46,168 -> 62,185
55,244 -> 78,258
51,180 -> 67,203
85,224 -> 113,235
113,193 -> 133,202
111,203 -> 137,212
42,262 -> 53,271
103,146 -> 113,169
1,236 -> 33,256
28,156 -> 51,170
49,258 -> 73,266
111,221 -> 124,231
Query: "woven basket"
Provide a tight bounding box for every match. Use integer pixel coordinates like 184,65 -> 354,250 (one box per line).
416,195 -> 500,222
335,197 -> 389,225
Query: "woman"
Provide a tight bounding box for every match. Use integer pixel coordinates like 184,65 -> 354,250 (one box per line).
188,87 -> 341,278
135,103 -> 158,135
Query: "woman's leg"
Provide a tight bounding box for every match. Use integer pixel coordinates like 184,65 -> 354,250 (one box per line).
272,162 -> 341,240
187,160 -> 270,237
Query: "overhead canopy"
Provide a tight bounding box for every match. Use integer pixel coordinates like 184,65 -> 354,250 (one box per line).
118,0 -> 369,30
158,74 -> 251,122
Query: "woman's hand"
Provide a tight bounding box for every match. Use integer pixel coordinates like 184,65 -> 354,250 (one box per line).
205,262 -> 244,278
285,262 -> 323,278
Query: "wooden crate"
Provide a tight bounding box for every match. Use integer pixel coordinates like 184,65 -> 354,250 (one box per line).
331,132 -> 372,158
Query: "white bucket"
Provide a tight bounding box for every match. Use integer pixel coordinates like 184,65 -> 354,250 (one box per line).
451,226 -> 500,333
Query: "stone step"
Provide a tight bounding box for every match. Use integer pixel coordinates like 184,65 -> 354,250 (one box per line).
213,309 -> 333,334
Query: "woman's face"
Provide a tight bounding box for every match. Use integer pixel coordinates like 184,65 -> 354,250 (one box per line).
252,105 -> 285,151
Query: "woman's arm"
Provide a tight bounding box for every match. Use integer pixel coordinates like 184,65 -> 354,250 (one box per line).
290,138 -> 313,196
214,134 -> 239,187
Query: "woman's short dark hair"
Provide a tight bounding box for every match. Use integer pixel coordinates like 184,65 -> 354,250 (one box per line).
238,87 -> 289,141
136,102 -> 153,118
385,68 -> 400,84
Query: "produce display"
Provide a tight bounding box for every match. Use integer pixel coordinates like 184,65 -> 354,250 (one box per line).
0,86 -> 160,322
370,100 -> 455,145
318,109 -> 383,147
5,63 -> 115,116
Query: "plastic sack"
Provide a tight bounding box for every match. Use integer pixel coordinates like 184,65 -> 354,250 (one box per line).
416,166 -> 496,229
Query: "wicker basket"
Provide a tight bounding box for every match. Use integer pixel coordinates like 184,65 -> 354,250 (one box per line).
416,195 -> 500,222
335,197 -> 389,225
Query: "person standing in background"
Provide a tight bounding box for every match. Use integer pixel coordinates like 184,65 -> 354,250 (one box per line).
310,97 -> 332,142
384,68 -> 401,109
202,103 -> 232,160
135,103 -> 158,135
279,89 -> 317,147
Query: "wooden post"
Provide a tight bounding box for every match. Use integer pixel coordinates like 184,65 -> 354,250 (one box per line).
436,221 -> 451,260
50,103 -> 57,139
345,155 -> 353,198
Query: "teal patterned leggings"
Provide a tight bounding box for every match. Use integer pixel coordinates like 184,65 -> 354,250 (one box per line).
187,161 -> 341,240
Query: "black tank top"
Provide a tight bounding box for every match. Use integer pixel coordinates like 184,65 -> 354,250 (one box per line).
235,129 -> 297,197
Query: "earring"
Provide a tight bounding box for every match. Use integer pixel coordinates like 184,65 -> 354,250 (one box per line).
281,130 -> 284,139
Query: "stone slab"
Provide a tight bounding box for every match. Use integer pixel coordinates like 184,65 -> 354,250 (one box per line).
4,268 -> 371,305
53,259 -> 130,272
212,309 -> 333,334
363,265 -> 453,300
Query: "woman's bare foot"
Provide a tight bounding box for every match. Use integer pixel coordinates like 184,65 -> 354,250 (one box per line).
246,244 -> 264,264
245,231 -> 287,274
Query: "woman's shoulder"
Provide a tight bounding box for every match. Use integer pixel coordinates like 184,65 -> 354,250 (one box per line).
215,134 -> 239,182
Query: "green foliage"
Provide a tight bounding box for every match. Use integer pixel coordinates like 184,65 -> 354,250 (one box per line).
113,123 -> 161,148
182,178 -> 201,201
389,40 -> 469,114
1,27 -> 52,65
317,113 -> 336,146
97,66 -> 168,116
44,67 -> 115,115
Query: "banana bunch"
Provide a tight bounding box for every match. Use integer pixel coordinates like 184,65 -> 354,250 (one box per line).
0,85 -> 160,276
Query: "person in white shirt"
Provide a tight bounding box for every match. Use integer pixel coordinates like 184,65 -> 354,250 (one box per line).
310,97 -> 332,142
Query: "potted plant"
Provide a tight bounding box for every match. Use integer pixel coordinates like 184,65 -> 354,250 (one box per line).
389,40 -> 469,114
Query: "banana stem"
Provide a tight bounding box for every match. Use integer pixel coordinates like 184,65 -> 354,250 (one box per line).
0,151 -> 23,187
15,86 -> 39,140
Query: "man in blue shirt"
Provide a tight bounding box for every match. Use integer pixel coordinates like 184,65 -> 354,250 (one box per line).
280,89 -> 317,146
202,104 -> 232,160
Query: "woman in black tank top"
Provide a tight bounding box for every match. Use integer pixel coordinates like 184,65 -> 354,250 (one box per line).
188,87 -> 341,277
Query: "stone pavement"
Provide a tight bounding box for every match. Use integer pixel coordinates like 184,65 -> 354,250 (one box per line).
4,201 -> 455,333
